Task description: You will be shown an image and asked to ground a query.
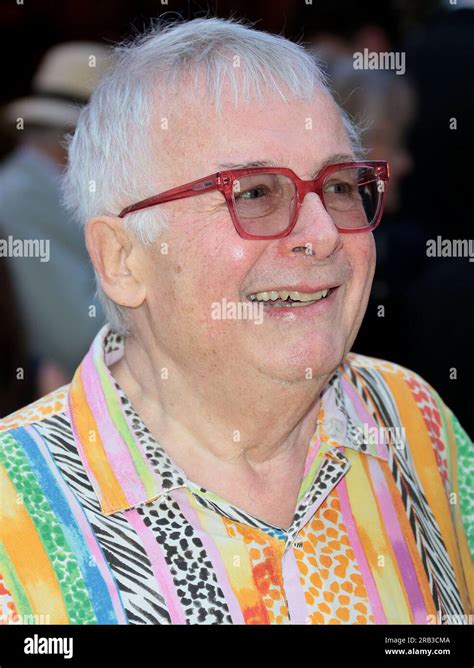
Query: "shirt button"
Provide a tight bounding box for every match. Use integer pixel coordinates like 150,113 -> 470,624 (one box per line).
325,417 -> 346,439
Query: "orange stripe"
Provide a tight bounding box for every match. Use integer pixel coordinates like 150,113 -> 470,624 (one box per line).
69,369 -> 128,515
0,466 -> 69,623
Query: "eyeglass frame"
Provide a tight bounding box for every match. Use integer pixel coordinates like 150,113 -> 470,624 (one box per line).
118,160 -> 390,240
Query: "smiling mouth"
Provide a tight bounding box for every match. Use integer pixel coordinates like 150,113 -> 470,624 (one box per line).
246,288 -> 336,307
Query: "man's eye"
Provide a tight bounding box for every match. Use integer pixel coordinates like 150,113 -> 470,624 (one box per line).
325,181 -> 355,195
237,186 -> 270,200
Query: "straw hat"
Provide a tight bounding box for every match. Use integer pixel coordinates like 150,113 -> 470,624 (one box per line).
4,41 -> 111,128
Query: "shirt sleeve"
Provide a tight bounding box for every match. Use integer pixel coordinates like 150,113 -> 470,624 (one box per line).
435,393 -> 474,612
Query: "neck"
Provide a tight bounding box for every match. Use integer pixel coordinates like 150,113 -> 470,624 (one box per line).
110,331 -> 332,481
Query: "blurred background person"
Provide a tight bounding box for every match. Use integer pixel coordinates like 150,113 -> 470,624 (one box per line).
0,42 -> 110,382
330,64 -> 415,213
0,226 -> 67,416
329,63 -> 421,365
292,0 -> 401,65
0,236 -> 38,416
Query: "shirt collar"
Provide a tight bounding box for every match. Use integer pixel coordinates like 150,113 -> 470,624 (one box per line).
318,370 -> 391,462
68,325 -> 388,516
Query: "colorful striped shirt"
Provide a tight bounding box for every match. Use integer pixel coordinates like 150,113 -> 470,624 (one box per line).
0,325 -> 472,625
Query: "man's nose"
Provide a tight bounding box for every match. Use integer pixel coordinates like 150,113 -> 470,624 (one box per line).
283,192 -> 342,260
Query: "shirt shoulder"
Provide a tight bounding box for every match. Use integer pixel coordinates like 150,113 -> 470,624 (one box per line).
344,351 -> 474,564
0,384 -> 70,433
345,351 -> 427,380
343,350 -> 465,447
341,350 -> 471,496
343,351 -> 452,409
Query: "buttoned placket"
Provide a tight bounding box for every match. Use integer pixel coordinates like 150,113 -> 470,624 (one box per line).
278,409 -> 353,623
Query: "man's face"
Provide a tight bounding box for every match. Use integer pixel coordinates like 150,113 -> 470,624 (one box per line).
135,88 -> 376,384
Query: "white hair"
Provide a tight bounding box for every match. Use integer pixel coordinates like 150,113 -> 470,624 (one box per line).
62,16 -> 363,334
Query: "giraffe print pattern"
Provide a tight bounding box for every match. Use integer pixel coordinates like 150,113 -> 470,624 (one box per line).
295,488 -> 375,624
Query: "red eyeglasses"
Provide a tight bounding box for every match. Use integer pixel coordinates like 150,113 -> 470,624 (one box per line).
118,160 -> 390,240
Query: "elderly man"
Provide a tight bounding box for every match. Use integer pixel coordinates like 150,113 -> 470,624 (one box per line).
0,18 -> 472,626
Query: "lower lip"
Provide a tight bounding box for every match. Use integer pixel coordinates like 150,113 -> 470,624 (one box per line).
247,287 -> 340,319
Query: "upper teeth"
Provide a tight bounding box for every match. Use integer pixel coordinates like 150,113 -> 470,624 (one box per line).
248,289 -> 329,302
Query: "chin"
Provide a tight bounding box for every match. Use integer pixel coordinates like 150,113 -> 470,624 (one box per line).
253,339 -> 345,384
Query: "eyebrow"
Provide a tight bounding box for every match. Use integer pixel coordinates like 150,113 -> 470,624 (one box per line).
215,153 -> 357,173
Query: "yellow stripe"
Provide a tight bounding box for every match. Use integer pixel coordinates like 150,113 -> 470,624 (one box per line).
345,450 -> 413,623
0,466 -> 69,623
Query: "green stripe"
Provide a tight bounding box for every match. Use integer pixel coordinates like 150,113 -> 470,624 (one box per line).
0,432 -> 96,624
186,481 -> 227,505
451,416 -> 474,557
94,347 -> 159,497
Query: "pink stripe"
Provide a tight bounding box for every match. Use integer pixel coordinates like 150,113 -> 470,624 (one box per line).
281,548 -> 309,623
172,489 -> 245,624
81,353 -> 147,506
94,334 -> 163,498
26,425 -> 127,624
341,378 -> 389,460
303,434 -> 322,477
93,333 -> 160,479
125,508 -> 186,624
367,457 -> 428,623
111,381 -> 167,483
337,477 -> 387,623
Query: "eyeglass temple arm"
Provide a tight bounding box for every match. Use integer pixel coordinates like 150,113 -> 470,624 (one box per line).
118,173 -> 221,218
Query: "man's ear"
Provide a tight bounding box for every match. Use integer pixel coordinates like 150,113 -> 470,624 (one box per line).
85,216 -> 146,308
